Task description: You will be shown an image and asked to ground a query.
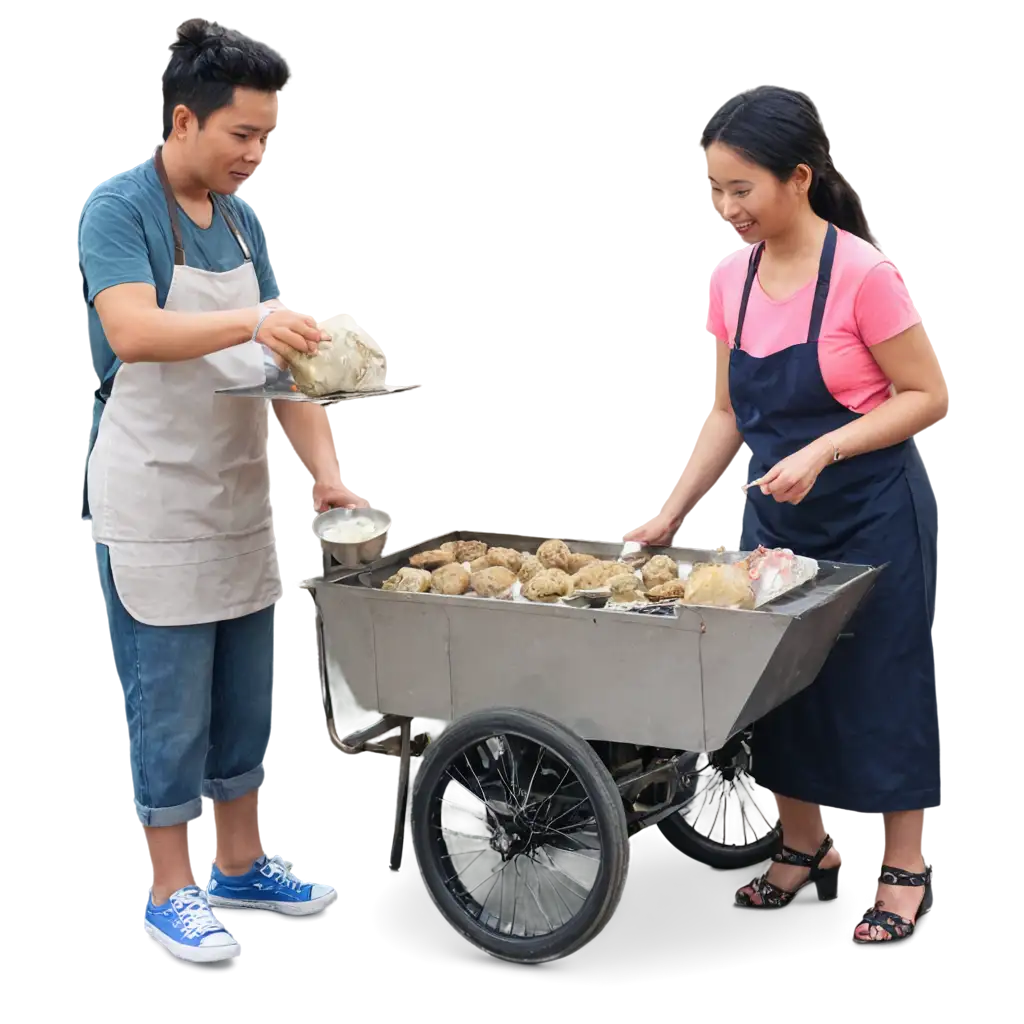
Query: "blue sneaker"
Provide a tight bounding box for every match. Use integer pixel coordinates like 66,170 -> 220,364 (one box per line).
207,855 -> 337,916
145,886 -> 240,963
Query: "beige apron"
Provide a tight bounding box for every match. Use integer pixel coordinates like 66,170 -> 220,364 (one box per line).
87,148 -> 281,626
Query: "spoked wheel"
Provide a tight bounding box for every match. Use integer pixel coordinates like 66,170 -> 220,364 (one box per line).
657,731 -> 782,870
411,708 -> 629,964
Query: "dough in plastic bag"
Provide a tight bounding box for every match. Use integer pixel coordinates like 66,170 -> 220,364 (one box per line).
288,314 -> 387,397
683,563 -> 755,609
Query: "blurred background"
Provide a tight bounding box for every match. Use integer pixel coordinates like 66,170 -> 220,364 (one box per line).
6,4 -> 1024,991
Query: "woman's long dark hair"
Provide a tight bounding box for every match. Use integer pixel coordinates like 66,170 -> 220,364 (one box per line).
701,86 -> 877,246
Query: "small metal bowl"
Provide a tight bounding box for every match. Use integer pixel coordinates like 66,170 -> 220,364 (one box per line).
313,507 -> 391,568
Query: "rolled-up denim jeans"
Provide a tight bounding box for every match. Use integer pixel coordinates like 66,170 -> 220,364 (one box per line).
96,544 -> 274,827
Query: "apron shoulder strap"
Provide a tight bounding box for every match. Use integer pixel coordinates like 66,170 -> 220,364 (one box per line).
153,147 -> 186,267
211,195 -> 253,263
806,222 -> 838,345
734,242 -> 765,351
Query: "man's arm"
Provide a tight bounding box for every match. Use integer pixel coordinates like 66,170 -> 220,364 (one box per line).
272,400 -> 368,511
79,195 -> 323,365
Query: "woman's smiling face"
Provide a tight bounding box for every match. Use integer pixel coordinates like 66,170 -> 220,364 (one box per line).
706,141 -> 808,245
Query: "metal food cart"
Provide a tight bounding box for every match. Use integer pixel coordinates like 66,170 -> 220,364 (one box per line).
303,530 -> 879,964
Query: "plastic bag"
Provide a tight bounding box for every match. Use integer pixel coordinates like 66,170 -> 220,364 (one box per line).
683,563 -> 756,610
288,313 -> 387,396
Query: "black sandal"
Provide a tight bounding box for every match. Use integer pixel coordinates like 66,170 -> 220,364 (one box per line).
853,865 -> 933,943
735,835 -> 839,908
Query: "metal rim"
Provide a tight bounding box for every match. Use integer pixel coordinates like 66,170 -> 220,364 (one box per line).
424,731 -> 605,940
677,736 -> 779,849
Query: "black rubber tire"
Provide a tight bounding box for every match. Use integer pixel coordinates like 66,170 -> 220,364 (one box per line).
411,707 -> 630,964
656,752 -> 782,870
657,811 -> 781,870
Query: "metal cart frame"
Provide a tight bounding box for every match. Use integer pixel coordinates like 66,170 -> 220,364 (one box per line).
304,531 -> 880,961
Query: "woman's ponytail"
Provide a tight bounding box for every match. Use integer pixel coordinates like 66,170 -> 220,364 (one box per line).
811,161 -> 876,246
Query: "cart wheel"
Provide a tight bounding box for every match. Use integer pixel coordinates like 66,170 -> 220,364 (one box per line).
657,736 -> 782,870
411,707 -> 629,964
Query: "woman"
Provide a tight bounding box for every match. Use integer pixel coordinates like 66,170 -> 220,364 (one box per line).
626,86 -> 947,943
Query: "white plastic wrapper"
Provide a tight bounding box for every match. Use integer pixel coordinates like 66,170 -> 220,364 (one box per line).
745,546 -> 819,607
288,313 -> 387,396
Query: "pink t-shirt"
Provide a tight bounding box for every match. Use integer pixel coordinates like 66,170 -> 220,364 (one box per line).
706,229 -> 921,414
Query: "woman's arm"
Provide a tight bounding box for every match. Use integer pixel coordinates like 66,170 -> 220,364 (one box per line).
758,322 -> 948,503
625,342 -> 743,543
825,322 -> 948,459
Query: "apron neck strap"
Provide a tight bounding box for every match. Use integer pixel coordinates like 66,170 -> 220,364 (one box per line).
213,196 -> 252,262
153,147 -> 253,266
805,222 -> 838,345
732,222 -> 839,352
154,146 -> 186,267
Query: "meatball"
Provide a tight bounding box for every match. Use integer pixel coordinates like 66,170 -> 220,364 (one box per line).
470,566 -> 518,599
431,563 -> 471,595
486,547 -> 524,573
522,569 -> 575,603
381,567 -> 432,593
518,555 -> 545,584
537,539 -> 571,572
567,552 -> 600,574
410,549 -> 455,570
642,554 -> 679,589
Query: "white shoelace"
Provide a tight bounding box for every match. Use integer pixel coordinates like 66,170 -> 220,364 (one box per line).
262,855 -> 305,891
171,890 -> 223,939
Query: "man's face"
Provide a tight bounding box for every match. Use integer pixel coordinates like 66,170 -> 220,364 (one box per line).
181,87 -> 278,195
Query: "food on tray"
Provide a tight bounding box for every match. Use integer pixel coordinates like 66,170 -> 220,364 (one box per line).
641,555 -> 679,589
567,552 -> 600,574
485,547 -> 524,573
470,566 -> 517,598
441,540 -> 488,563
604,562 -> 635,580
518,555 -> 545,584
522,569 -> 575,603
320,515 -> 381,543
742,546 -> 793,582
609,575 -> 647,604
288,313 -> 387,396
382,567 -> 432,593
572,560 -> 635,591
571,562 -> 611,590
431,563 -> 471,595
619,551 -> 650,570
373,533 -> 812,609
537,539 -> 572,571
647,579 -> 688,601
410,549 -> 455,570
683,563 -> 755,610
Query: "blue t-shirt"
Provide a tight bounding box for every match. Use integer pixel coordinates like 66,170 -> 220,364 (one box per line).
78,155 -> 280,517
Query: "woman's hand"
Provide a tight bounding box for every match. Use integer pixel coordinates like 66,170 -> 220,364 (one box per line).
756,440 -> 832,505
624,512 -> 682,547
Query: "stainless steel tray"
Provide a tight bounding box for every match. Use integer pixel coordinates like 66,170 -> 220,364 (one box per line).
304,531 -> 880,753
216,373 -> 420,406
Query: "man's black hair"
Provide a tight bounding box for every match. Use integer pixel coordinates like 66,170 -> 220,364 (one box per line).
162,18 -> 290,141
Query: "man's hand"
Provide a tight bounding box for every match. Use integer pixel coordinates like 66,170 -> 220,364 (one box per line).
313,480 -> 369,513
257,309 -> 327,364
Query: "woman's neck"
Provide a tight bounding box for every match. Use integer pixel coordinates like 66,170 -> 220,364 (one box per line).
159,141 -> 210,205
764,209 -> 829,263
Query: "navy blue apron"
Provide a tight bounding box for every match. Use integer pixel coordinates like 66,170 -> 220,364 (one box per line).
78,142 -> 253,520
730,223 -> 940,813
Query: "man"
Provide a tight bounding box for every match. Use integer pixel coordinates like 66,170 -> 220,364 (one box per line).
79,18 -> 366,963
